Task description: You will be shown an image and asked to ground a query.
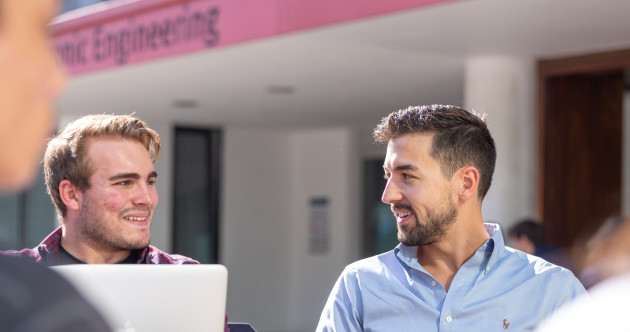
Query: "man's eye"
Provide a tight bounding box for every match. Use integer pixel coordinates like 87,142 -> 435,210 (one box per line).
116,181 -> 130,186
147,179 -> 157,185
402,173 -> 412,180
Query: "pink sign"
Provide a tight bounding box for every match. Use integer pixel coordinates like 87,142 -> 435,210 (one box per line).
53,0 -> 458,76
54,0 -> 277,75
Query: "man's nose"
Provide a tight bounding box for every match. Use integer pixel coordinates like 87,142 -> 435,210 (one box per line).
134,184 -> 156,207
381,178 -> 402,204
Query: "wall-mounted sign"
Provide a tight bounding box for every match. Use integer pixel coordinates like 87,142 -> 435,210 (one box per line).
52,0 -> 277,75
52,0 -> 455,76
309,197 -> 329,255
56,5 -> 219,67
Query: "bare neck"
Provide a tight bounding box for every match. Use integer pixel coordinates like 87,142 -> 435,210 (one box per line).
418,210 -> 489,292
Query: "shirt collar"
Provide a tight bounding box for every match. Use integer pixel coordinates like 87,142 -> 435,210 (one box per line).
394,242 -> 422,270
484,223 -> 505,271
394,223 -> 506,271
39,226 -> 150,264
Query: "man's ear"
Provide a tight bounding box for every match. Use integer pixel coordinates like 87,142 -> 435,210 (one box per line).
457,166 -> 480,202
59,180 -> 82,212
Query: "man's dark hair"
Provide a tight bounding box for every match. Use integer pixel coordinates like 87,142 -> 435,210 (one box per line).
508,219 -> 546,247
373,104 -> 496,199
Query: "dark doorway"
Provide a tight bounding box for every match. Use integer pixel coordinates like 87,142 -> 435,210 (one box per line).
362,159 -> 398,257
538,50 -> 630,248
173,127 -> 222,263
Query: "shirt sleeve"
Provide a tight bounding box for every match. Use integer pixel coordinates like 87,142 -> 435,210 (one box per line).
316,267 -> 364,332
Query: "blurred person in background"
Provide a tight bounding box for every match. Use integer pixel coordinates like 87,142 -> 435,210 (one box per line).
507,219 -> 545,255
317,105 -> 586,332
1,114 -> 199,265
508,218 -> 578,274
536,215 -> 630,331
0,0 -> 110,330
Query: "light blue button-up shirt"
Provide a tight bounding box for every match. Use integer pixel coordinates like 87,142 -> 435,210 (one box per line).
317,224 -> 586,332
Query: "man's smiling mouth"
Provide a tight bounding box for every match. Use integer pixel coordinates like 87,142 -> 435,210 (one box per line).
124,216 -> 147,221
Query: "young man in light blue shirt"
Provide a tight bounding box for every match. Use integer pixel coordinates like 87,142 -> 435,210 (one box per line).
317,105 -> 586,332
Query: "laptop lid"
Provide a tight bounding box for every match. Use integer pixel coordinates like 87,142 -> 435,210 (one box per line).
52,264 -> 228,332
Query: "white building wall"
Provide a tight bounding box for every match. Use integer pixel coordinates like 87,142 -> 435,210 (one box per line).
221,128 -> 293,331
464,56 -> 537,231
287,127 -> 359,332
219,127 -> 359,332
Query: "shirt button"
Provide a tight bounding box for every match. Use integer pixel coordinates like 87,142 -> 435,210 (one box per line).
485,266 -> 490,273
445,315 -> 452,323
431,280 -> 437,287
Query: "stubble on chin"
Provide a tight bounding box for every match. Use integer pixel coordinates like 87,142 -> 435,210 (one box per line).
78,215 -> 151,251
77,194 -> 153,251
123,232 -> 151,250
397,199 -> 457,247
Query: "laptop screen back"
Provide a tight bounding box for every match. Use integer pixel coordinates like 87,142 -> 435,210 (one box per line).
52,264 -> 228,332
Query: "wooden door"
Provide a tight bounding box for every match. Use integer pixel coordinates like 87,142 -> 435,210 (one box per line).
538,49 -> 630,249
540,71 -> 623,247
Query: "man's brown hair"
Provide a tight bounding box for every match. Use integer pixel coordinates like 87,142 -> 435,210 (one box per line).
44,114 -> 161,220
374,104 -> 496,199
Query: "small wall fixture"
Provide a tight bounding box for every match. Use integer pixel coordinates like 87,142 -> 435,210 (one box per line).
266,85 -> 295,95
173,99 -> 199,108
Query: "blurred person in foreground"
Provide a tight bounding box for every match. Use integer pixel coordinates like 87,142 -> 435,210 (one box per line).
2,114 -> 199,265
317,105 -> 586,332
577,214 -> 630,289
535,215 -> 630,331
0,0 -> 110,330
508,218 -> 577,274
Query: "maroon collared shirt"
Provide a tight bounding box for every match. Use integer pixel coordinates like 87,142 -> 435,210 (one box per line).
1,227 -> 231,331
0,227 -> 199,265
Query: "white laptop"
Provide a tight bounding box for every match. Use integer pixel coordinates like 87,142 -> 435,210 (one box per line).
52,264 -> 228,332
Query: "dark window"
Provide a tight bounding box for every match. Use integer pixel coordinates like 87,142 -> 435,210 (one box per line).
0,166 -> 56,250
59,0 -> 109,14
362,159 -> 398,257
173,127 -> 222,263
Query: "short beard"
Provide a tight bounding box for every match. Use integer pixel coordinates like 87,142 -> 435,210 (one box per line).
396,193 -> 457,247
77,197 -> 150,252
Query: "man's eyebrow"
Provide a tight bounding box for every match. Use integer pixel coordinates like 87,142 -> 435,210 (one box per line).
383,164 -> 417,172
394,164 -> 417,172
108,173 -> 141,181
108,171 -> 158,181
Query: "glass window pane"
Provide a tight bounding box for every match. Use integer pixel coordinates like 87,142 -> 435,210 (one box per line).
363,159 -> 398,257
24,170 -> 56,248
0,194 -> 20,249
173,128 -> 221,263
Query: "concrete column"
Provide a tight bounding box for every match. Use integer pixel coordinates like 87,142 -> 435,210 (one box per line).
464,56 -> 536,231
287,127 -> 358,331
